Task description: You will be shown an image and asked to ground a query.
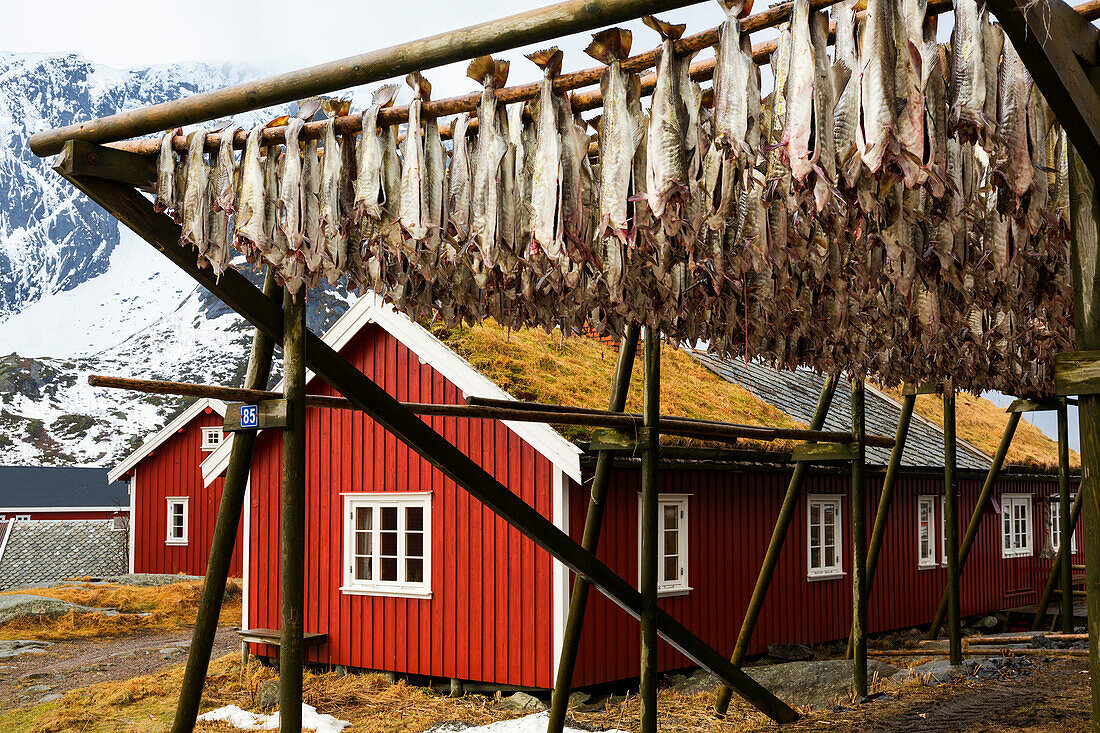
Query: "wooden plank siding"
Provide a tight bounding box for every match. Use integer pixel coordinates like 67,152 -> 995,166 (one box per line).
132,410 -> 244,577
568,467 -> 1073,687
245,324 -> 555,689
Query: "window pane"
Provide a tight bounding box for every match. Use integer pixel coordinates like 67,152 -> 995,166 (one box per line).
825,546 -> 835,568
810,524 -> 820,548
356,556 -> 372,580
811,547 -> 820,568
356,507 -> 372,531
406,506 -> 424,531
355,529 -> 371,556
406,558 -> 423,583
380,530 -> 398,557
664,556 -> 678,582
381,506 -> 398,530
664,529 -> 678,555
824,523 -> 835,547
824,505 -> 834,524
810,505 -> 820,526
663,504 -> 678,530
380,557 -> 398,581
406,531 -> 423,557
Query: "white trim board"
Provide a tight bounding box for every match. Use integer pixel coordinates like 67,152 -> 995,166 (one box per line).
0,518 -> 15,567
201,293 -> 582,486
109,398 -> 227,483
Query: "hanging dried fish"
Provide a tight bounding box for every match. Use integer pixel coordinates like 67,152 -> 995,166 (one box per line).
856,0 -> 897,176
468,54 -> 510,283
179,130 -> 208,253
234,125 -> 267,261
448,113 -> 474,243
400,72 -> 431,243
155,129 -> 180,217
527,47 -> 566,260
319,118 -> 347,285
832,1 -> 861,189
643,16 -> 690,230
949,0 -> 986,144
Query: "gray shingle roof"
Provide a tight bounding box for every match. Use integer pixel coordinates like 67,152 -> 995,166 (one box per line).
0,466 -> 129,509
689,353 -> 992,471
0,519 -> 128,590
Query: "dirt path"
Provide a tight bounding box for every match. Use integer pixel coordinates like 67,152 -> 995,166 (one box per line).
0,627 -> 238,710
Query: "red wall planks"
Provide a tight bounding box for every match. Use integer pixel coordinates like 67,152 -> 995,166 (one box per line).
567,466 -> 1069,687
246,324 -> 556,689
132,411 -> 244,577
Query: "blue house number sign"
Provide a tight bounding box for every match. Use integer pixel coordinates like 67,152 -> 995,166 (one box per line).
240,404 -> 259,429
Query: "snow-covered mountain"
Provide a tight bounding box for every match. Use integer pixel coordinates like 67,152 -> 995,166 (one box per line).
0,52 -> 354,467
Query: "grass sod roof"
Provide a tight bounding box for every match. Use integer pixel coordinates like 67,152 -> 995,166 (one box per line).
431,322 -> 806,453
879,387 -> 1077,472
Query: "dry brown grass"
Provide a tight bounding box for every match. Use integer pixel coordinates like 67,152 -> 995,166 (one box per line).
0,580 -> 241,640
879,386 -> 1078,471
434,322 -> 804,452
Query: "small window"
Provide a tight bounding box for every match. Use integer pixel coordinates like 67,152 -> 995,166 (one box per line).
342,493 -> 432,598
918,496 -> 937,568
807,495 -> 844,579
14,514 -> 31,521
1001,494 -> 1033,558
166,498 -> 189,545
111,516 -> 127,532
201,427 -> 223,452
637,494 -> 691,596
1049,497 -> 1077,554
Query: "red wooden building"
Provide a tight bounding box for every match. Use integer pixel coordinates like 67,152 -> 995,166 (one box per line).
192,295 -> 1076,690
110,399 -> 244,578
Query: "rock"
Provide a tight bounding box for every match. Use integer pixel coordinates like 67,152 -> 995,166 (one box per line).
768,643 -> 814,662
568,691 -> 591,708
449,678 -> 464,698
424,723 -> 471,733
909,660 -> 966,685
0,595 -> 101,625
501,691 -> 547,712
973,615 -> 999,631
666,669 -> 720,696
110,650 -> 137,659
159,647 -> 183,659
919,639 -> 950,651
24,684 -> 52,694
743,660 -> 899,711
169,640 -> 191,648
20,671 -> 50,682
37,693 -> 63,704
258,680 -> 279,710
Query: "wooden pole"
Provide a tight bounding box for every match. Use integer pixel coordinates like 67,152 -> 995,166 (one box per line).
547,323 -> 640,733
1065,69 -> 1100,730
1032,489 -> 1086,630
927,412 -> 1022,638
714,372 -> 838,716
850,378 -> 868,697
279,288 -> 307,733
944,388 -> 963,666
639,327 -> 660,733
1060,399 -> 1075,633
169,269 -> 278,733
60,173 -> 798,724
846,393 -> 916,658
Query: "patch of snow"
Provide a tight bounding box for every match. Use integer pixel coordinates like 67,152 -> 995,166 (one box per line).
197,704 -> 350,733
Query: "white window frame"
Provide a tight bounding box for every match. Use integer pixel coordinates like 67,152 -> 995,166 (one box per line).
636,493 -> 691,597
165,497 -> 189,545
918,496 -> 937,568
941,496 -> 948,567
807,494 -> 844,580
1001,493 -> 1033,558
201,427 -> 223,452
1049,496 -> 1078,554
14,514 -> 31,521
341,492 -> 432,599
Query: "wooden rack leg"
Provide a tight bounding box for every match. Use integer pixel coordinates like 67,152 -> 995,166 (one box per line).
170,268 -> 279,733
851,378 -> 868,697
1059,399 -> 1074,633
639,327 -> 660,733
928,412 -> 1021,638
846,393 -> 915,658
279,288 -> 307,733
547,323 -> 640,733
714,372 -> 839,717
944,388 -> 963,666
1032,489 -> 1085,630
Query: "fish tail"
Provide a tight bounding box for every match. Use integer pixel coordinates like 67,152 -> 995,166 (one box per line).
467,55 -> 509,88
406,72 -> 432,101
372,83 -> 400,108
643,15 -> 686,41
585,28 -> 632,65
716,0 -> 747,17
526,47 -> 564,77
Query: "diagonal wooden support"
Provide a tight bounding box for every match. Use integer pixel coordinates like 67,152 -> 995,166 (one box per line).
1032,489 -> 1086,630
547,324 -> 639,733
170,269 -> 278,733
986,0 -> 1100,169
59,167 -> 798,724
714,372 -> 838,717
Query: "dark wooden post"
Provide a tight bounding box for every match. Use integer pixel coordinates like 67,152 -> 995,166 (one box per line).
1059,399 -> 1074,633
1065,81 -> 1100,728
170,269 -> 279,733
850,378 -> 868,697
846,392 -> 915,658
1033,489 -> 1085,630
280,288 -> 307,733
927,411 -> 1022,638
714,372 -> 838,716
547,323 -> 640,733
943,388 -> 963,666
639,326 -> 660,733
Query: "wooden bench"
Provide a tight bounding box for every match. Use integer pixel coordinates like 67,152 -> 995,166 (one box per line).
238,628 -> 326,664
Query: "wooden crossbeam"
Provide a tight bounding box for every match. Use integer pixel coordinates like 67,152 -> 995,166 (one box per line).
1006,397 -> 1065,413
986,0 -> 1100,170
61,168 -> 798,724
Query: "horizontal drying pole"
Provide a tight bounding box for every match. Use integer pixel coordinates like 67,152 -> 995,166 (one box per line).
87,373 -> 894,447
